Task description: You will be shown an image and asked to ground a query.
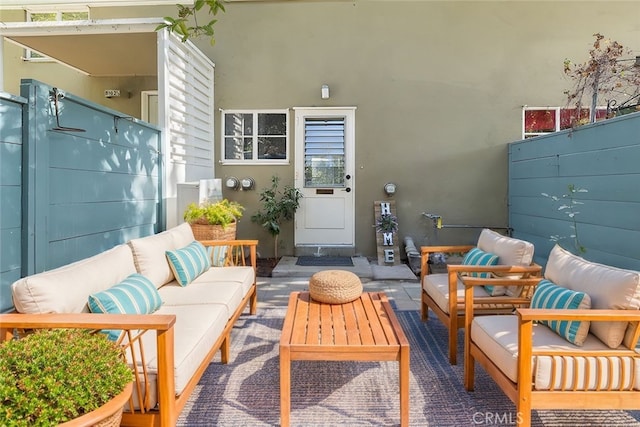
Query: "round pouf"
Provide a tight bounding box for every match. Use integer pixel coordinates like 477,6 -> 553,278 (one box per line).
308,270 -> 363,304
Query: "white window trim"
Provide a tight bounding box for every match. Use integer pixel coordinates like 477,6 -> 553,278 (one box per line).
220,109 -> 290,165
522,105 -> 608,139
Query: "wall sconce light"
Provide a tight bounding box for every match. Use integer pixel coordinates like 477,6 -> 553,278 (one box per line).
321,84 -> 330,99
225,176 -> 240,190
241,177 -> 255,190
384,182 -> 397,196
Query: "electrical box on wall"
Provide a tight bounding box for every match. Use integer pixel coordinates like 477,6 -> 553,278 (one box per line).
104,89 -> 121,98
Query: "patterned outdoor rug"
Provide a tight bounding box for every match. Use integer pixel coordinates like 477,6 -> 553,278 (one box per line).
177,308 -> 640,426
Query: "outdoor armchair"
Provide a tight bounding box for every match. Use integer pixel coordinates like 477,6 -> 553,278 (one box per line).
420,228 -> 542,364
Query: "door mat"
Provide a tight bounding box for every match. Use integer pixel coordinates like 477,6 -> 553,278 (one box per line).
296,256 -> 354,267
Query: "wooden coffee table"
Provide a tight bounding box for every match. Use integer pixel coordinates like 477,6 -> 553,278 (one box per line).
279,291 -> 410,426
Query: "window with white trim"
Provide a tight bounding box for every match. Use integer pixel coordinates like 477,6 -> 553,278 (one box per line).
24,9 -> 89,61
221,110 -> 289,164
522,106 -> 608,139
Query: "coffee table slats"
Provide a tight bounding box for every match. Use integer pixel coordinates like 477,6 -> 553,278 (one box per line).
280,291 -> 410,427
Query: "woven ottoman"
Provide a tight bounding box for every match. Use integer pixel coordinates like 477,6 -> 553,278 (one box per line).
308,270 -> 363,304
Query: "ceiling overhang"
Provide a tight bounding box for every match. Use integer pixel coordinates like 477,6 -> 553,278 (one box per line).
0,18 -> 164,77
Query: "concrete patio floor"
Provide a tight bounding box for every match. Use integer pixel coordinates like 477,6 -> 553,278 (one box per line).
256,258 -> 422,311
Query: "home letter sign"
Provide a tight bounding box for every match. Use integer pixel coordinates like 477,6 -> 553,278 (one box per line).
374,200 -> 400,266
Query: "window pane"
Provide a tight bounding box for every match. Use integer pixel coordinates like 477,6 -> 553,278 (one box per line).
224,137 -> 243,160
258,113 -> 286,135
243,137 -> 252,160
560,108 -> 589,129
224,113 -> 252,136
62,12 -> 88,20
30,12 -> 57,21
258,137 -> 286,159
524,109 -> 555,132
304,118 -> 345,187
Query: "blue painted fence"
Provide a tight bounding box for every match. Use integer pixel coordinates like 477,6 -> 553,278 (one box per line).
0,80 -> 162,312
509,112 -> 640,271
0,92 -> 26,312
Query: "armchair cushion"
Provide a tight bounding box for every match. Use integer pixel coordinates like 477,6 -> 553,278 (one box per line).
166,241 -> 211,286
477,229 -> 535,297
545,244 -> 640,348
530,279 -> 591,345
424,273 -> 493,314
471,315 -> 640,391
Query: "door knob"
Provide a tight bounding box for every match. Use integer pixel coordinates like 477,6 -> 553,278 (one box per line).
345,187 -> 352,192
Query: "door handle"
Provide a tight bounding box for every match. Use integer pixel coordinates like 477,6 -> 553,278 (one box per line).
345,187 -> 352,192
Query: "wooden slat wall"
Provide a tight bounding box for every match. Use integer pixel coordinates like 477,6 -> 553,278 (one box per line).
509,112 -> 640,271
0,93 -> 27,312
19,79 -> 162,276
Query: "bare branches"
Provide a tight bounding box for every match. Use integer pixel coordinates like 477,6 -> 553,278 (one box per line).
563,33 -> 640,124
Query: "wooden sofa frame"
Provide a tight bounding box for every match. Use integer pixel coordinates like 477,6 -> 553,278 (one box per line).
0,239 -> 258,427
462,277 -> 640,427
420,245 -> 542,364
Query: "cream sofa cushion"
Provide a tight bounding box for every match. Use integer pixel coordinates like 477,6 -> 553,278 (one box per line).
471,315 -> 640,391
477,229 -> 535,296
128,223 -> 196,288
158,280 -> 245,319
545,244 -> 640,348
11,244 -> 136,314
130,303 -> 229,397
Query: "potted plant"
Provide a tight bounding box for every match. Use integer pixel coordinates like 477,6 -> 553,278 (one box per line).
184,199 -> 245,240
251,175 -> 302,260
0,328 -> 133,426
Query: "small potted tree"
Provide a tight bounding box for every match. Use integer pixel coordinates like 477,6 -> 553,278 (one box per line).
0,328 -> 133,426
183,199 -> 245,240
251,175 -> 302,261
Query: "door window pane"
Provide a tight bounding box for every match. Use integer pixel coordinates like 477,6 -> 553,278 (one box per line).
304,118 -> 345,187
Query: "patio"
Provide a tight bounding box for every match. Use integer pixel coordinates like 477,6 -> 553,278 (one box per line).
174,269 -> 640,426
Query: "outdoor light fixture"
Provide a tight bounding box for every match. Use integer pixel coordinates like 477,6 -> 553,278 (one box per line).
241,177 -> 255,190
225,176 -> 240,190
321,84 -> 330,99
384,182 -> 397,196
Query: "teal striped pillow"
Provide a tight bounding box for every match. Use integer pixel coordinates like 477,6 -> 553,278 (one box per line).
88,273 -> 163,341
530,279 -> 591,346
461,247 -> 502,295
462,247 -> 499,278
166,241 -> 211,286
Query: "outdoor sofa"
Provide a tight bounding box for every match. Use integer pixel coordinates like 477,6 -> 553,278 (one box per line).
463,244 -> 640,426
1,222 -> 258,427
421,228 -> 542,364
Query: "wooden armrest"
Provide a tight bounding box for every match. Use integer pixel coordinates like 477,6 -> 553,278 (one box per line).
449,264 -> 542,275
199,239 -> 258,247
420,245 -> 475,256
461,277 -> 542,288
198,239 -> 258,268
517,308 -> 640,323
0,313 -> 175,331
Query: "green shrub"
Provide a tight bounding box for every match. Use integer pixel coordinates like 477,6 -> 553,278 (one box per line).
0,329 -> 132,426
183,199 -> 244,228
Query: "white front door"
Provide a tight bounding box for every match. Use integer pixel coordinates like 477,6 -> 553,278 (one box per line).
294,107 -> 356,248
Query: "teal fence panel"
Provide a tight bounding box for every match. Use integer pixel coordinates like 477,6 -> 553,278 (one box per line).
509,112 -> 640,271
20,79 -> 162,276
0,92 -> 27,312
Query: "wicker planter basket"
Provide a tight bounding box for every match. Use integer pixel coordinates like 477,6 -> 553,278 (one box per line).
309,270 -> 363,304
60,382 -> 133,427
189,220 -> 237,241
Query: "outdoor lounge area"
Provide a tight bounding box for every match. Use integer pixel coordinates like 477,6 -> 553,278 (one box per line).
2,2 -> 640,426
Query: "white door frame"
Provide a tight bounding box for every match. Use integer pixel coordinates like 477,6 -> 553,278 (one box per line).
293,106 -> 356,250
